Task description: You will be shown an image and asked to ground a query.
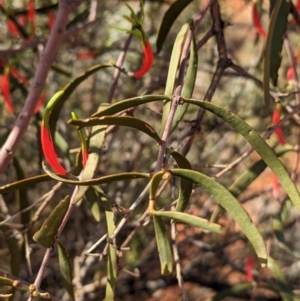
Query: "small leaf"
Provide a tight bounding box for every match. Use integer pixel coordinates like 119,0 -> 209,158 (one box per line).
149,171 -> 167,200
153,215 -> 173,275
33,196 -> 70,248
156,0 -> 194,53
69,116 -> 162,143
170,168 -> 267,266
170,150 -> 193,212
153,211 -> 222,234
57,241 -> 75,301
91,95 -> 171,118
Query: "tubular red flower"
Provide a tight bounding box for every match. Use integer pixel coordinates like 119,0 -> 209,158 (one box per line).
271,173 -> 280,198
34,90 -> 46,113
245,255 -> 254,282
131,39 -> 153,79
1,73 -> 14,114
41,124 -> 67,175
252,3 -> 266,38
47,10 -> 54,30
82,148 -> 89,167
75,52 -> 97,59
272,104 -> 286,145
28,0 -> 36,35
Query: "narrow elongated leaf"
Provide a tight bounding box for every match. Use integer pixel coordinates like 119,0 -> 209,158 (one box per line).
42,162 -> 150,186
161,22 -> 191,134
99,189 -> 117,300
183,98 -> 300,215
170,168 -> 267,266
91,95 -> 171,118
48,63 -> 113,137
153,215 -> 173,275
263,0 -> 290,108
33,196 -> 70,248
0,174 -> 51,194
85,187 -> 101,222
57,241 -> 75,301
171,33 -> 198,132
170,150 -> 193,212
156,0 -> 193,53
153,211 -> 222,233
268,257 -> 295,301
268,0 -> 290,86
149,171 -> 167,200
69,116 -> 162,143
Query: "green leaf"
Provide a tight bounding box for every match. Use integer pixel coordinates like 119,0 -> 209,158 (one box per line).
161,21 -> 191,134
33,196 -> 70,248
74,119 -> 107,204
183,98 -> 300,216
268,257 -> 296,301
149,171 -> 167,200
170,168 -> 267,266
153,211 -> 222,234
153,215 -> 173,275
57,241 -> 75,301
69,116 -> 162,144
171,31 -> 198,132
0,174 -> 51,194
85,187 -> 101,222
91,95 -> 171,118
42,162 -> 150,186
156,0 -> 194,53
48,63 -> 113,138
264,0 -> 290,108
170,150 -> 193,213
99,189 -> 117,300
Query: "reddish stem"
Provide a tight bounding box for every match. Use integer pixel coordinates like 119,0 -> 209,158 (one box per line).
41,124 -> 67,175
1,73 -> 14,114
131,39 -> 153,79
252,2 -> 267,37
